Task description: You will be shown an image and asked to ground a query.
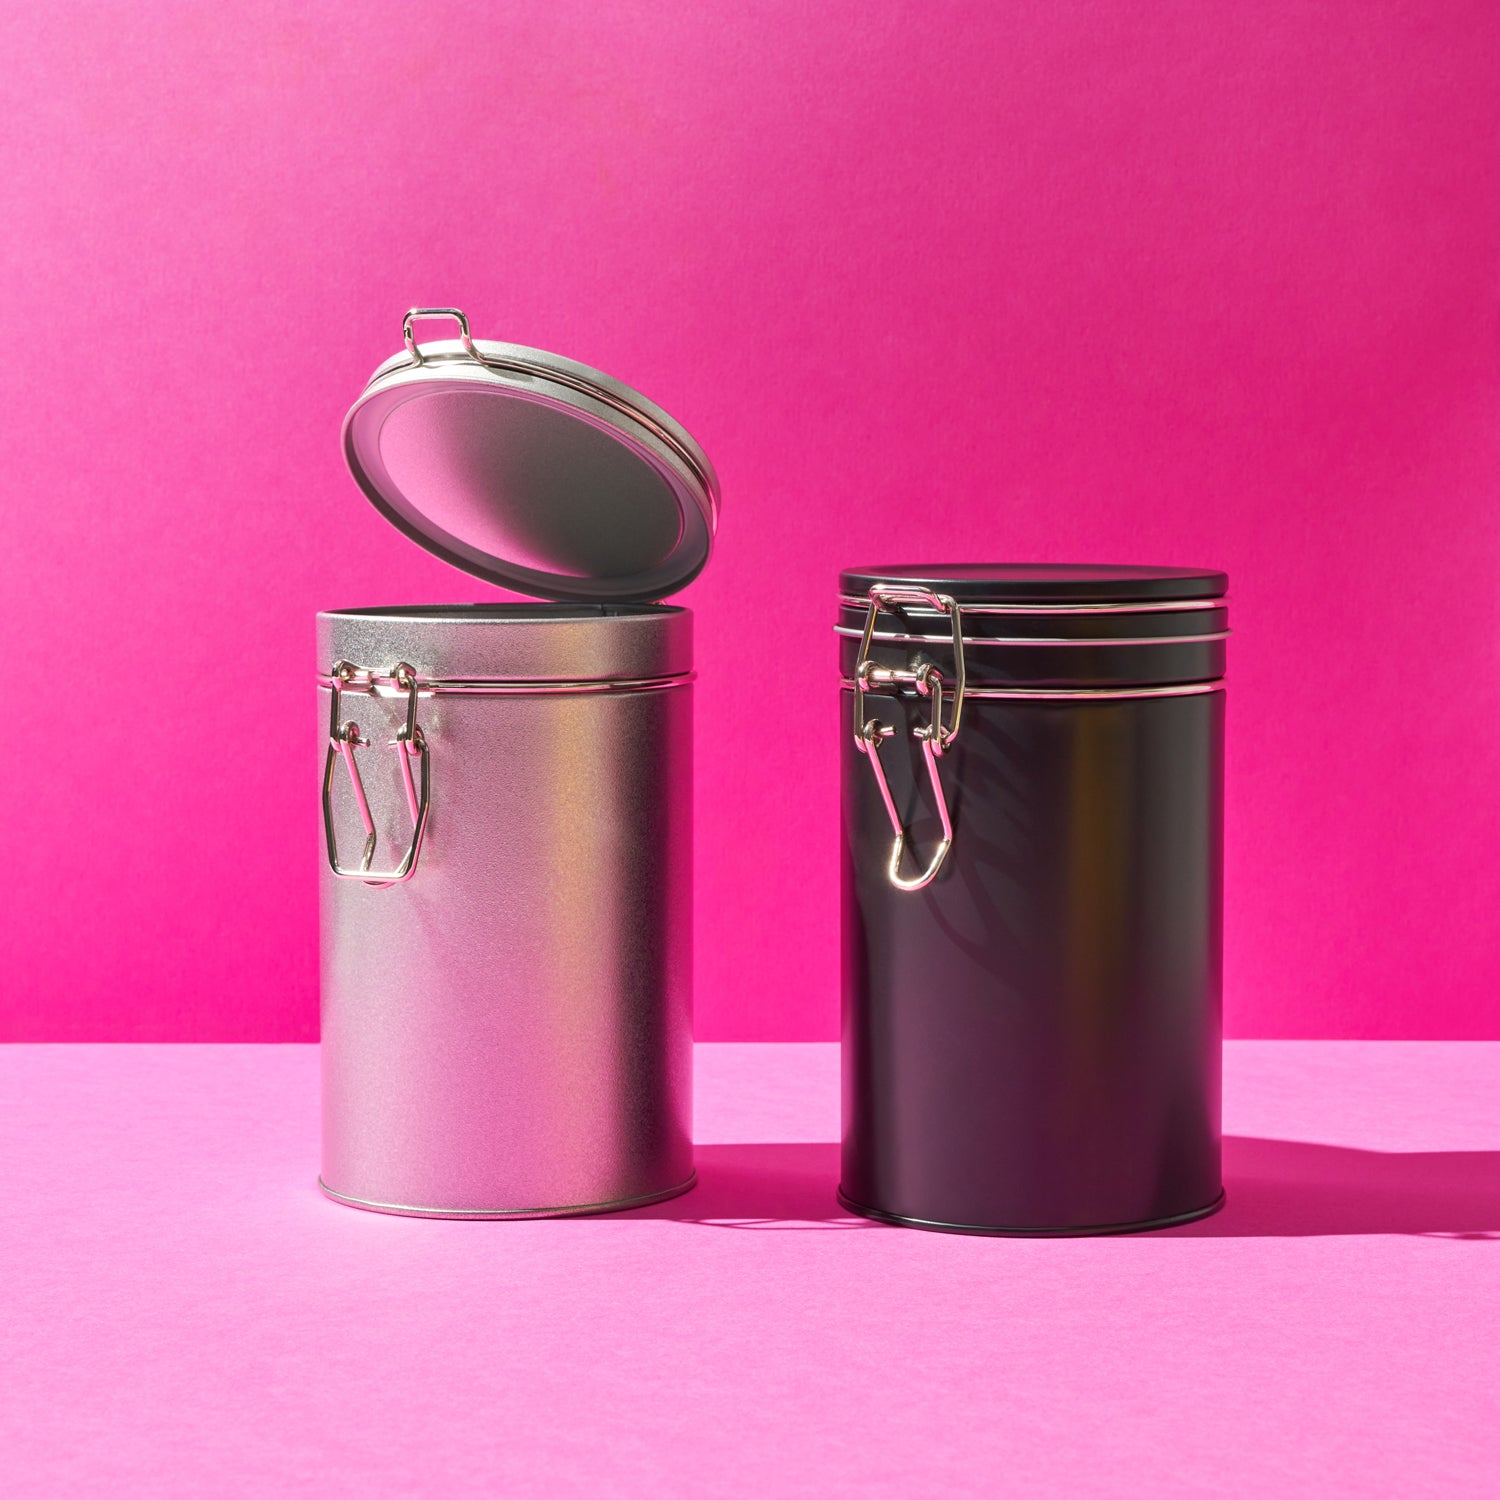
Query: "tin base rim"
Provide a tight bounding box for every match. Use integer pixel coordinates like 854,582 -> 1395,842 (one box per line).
836,1186 -> 1226,1237
319,1170 -> 697,1220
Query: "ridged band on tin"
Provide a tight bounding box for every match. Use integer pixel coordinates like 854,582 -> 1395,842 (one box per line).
835,626 -> 1230,648
316,670 -> 695,697
836,592 -> 1226,616
840,678 -> 1225,701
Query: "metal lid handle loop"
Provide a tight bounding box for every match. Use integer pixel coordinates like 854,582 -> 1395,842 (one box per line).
402,307 -> 483,367
853,588 -> 966,893
322,661 -> 431,887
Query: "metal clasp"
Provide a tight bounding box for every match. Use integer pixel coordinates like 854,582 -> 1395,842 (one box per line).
403,307 -> 484,367
321,661 -> 430,886
853,587 -> 965,892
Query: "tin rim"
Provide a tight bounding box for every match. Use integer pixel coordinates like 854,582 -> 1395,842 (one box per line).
838,678 -> 1224,700
319,1171 -> 698,1220
317,668 -> 694,697
835,625 -> 1230,648
836,1187 -> 1227,1236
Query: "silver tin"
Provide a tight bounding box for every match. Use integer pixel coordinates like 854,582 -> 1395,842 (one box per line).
318,310 -> 718,1218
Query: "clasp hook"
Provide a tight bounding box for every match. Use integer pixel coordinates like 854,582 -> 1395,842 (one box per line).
853,588 -> 966,892
321,661 -> 430,886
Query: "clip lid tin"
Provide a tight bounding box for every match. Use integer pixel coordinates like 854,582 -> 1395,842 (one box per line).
838,561 -> 1227,1234
319,310 -> 709,1218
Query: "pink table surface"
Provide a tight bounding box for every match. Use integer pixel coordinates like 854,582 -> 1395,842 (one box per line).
3,1042 -> 1498,1497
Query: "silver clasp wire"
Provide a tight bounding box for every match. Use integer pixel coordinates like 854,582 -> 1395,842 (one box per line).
853,586 -> 966,892
403,307 -> 483,367
321,661 -> 431,886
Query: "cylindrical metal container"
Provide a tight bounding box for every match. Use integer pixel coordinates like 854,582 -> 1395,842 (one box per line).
318,309 -> 718,1218
838,564 -> 1227,1235
318,605 -> 693,1217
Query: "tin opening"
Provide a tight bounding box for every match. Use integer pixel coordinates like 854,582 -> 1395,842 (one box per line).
322,603 -> 683,620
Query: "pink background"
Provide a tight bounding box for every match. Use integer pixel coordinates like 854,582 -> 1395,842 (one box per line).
4,1 -> 1499,1042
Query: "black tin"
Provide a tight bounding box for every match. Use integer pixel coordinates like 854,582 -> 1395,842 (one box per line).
837,565 -> 1228,1235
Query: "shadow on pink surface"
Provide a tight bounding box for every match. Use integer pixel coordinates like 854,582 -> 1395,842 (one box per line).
623,1140 -> 1500,1237
1163,1136 -> 1500,1240
623,1144 -> 869,1230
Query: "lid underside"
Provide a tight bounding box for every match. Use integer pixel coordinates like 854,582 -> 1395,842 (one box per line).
839,564 -> 1227,603
344,337 -> 718,604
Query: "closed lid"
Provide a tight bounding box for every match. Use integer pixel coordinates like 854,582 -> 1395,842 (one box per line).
840,563 -> 1227,603
343,309 -> 720,604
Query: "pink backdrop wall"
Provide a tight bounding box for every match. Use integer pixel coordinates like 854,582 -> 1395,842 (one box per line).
4,2 -> 1498,1041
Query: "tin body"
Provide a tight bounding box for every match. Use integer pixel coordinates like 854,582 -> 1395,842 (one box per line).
838,566 -> 1226,1235
319,605 -> 693,1217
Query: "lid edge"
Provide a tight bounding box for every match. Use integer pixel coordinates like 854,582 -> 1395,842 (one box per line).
838,564 -> 1228,603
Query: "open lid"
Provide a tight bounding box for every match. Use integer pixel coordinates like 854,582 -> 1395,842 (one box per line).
343,309 -> 720,603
